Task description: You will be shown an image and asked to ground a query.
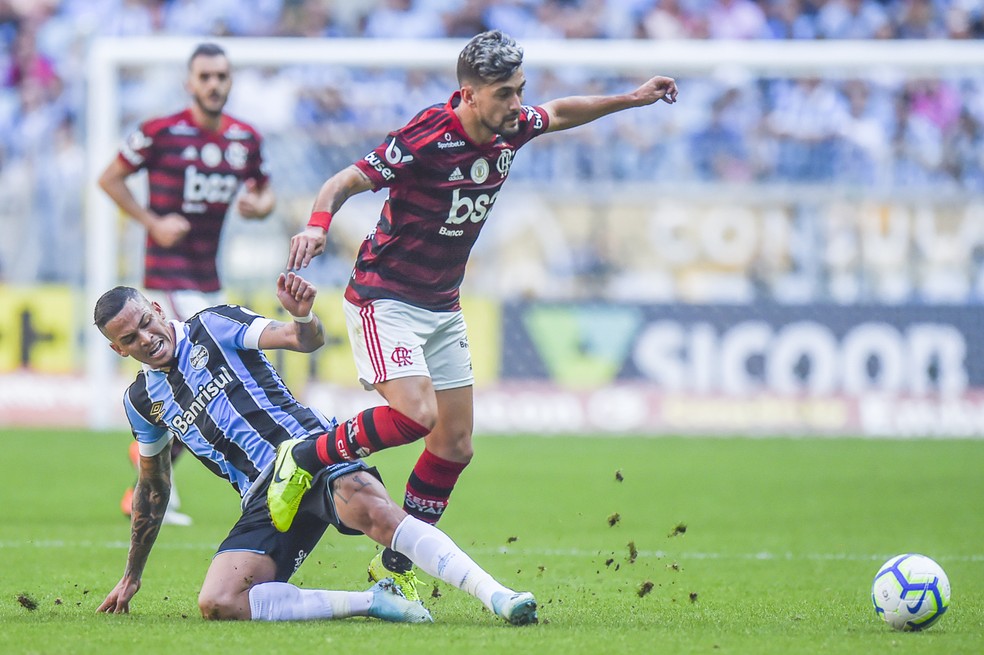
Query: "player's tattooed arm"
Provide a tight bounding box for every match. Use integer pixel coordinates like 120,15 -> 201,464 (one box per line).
98,444 -> 172,613
126,446 -> 172,576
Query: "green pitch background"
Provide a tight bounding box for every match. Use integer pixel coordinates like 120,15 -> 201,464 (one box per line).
2,430 -> 982,654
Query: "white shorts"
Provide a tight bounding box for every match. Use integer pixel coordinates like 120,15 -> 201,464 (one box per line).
143,289 -> 226,322
343,298 -> 473,391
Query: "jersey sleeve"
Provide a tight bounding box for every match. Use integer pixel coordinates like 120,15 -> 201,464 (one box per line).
117,119 -> 158,172
123,382 -> 171,456
200,305 -> 273,351
512,104 -> 550,148
353,131 -> 417,190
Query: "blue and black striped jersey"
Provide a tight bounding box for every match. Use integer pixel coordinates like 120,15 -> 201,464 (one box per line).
122,305 -> 334,497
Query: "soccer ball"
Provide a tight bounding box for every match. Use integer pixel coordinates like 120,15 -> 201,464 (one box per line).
871,553 -> 950,631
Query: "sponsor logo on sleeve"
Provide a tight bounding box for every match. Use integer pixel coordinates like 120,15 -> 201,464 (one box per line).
524,105 -> 544,130
149,401 -> 165,423
121,129 -> 152,166
364,152 -> 395,181
384,137 -> 414,165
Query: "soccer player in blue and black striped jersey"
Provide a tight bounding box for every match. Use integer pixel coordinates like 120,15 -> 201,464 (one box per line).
93,271 -> 537,625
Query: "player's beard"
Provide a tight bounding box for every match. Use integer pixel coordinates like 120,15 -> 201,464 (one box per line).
194,91 -> 227,120
484,112 -> 520,137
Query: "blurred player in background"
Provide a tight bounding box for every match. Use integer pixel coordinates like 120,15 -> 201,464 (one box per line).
98,42 -> 275,526
267,29 -> 677,600
93,272 -> 537,626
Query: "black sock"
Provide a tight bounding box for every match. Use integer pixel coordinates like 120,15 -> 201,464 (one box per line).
291,439 -> 323,473
383,547 -> 413,573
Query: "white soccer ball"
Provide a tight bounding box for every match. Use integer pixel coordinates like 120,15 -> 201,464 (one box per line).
871,553 -> 950,631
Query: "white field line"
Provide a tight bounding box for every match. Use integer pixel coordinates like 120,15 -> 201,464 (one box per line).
2,540 -> 983,562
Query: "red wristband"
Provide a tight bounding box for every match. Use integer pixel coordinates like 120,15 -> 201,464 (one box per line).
308,211 -> 333,232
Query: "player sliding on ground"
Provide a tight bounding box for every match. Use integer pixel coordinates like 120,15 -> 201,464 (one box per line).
94,271 -> 536,625
269,29 -> 678,601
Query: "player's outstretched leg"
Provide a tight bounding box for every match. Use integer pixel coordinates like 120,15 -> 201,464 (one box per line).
390,516 -> 538,625
243,579 -> 432,623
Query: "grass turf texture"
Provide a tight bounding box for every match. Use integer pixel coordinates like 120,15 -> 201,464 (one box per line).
1,430 -> 981,654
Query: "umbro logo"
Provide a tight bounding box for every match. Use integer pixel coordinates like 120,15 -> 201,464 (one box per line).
448,167 -> 464,181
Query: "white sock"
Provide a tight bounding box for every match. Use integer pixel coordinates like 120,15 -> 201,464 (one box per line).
391,516 -> 512,611
248,582 -> 372,621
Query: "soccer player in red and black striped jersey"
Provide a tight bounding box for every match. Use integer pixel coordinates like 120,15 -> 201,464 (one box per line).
269,30 -> 677,599
98,43 -> 275,526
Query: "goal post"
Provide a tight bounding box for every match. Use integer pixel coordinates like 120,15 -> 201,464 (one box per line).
84,36 -> 984,431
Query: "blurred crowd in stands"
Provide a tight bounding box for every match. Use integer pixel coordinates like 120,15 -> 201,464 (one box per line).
1,0 -> 982,297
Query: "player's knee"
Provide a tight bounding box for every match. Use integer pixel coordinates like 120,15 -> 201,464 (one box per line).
198,589 -> 246,621
431,425 -> 474,463
441,442 -> 473,465
382,386 -> 438,430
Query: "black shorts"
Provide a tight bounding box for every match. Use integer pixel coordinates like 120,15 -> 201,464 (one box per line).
216,460 -> 381,582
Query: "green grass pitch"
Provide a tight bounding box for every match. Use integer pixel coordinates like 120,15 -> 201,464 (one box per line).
2,429 -> 982,654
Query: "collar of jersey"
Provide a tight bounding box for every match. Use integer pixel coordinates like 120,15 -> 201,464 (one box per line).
445,91 -> 496,149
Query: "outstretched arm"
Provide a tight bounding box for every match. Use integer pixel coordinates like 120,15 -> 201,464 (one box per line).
97,444 -> 172,614
542,75 -> 678,133
257,272 -> 325,353
286,165 -> 374,271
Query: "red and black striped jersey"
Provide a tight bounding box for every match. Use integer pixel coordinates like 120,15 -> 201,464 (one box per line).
117,109 -> 269,292
347,91 -> 549,311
